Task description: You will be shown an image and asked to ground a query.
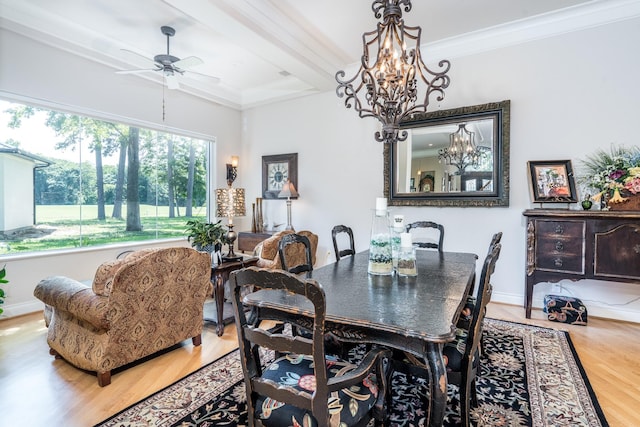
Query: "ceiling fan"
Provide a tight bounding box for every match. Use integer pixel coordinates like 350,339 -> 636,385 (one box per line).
116,25 -> 219,89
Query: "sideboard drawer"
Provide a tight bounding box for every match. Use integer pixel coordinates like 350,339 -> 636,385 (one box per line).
536,220 -> 584,239
534,219 -> 585,274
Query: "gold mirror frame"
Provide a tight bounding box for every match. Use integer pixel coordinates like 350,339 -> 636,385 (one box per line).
384,100 -> 510,207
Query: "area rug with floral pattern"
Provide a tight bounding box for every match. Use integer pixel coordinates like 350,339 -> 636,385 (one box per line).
95,319 -> 608,427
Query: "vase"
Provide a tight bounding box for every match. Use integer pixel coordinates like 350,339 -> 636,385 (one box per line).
609,192 -> 640,211
368,199 -> 393,276
256,198 -> 263,232
251,203 -> 257,233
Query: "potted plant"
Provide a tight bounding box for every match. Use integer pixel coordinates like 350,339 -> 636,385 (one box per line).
579,145 -> 640,210
184,219 -> 227,253
0,265 -> 8,316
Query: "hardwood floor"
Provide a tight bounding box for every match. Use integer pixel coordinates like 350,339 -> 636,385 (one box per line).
1,303 -> 638,426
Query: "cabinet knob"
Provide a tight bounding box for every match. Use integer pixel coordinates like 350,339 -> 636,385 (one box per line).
555,225 -> 564,234
555,241 -> 564,251
554,258 -> 563,267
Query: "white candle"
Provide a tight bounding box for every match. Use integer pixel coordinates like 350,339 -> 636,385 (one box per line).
376,197 -> 387,212
393,215 -> 405,231
400,232 -> 412,248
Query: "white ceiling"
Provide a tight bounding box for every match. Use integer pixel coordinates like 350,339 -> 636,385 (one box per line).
1,0 -> 627,111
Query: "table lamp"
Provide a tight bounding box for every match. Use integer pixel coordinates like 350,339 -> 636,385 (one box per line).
278,180 -> 298,231
215,186 -> 246,261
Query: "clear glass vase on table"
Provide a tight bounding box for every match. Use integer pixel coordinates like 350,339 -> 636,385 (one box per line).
368,198 -> 393,276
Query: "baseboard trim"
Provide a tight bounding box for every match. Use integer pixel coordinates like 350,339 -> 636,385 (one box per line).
1,301 -> 43,319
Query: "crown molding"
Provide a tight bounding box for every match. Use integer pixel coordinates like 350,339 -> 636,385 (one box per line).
425,0 -> 640,61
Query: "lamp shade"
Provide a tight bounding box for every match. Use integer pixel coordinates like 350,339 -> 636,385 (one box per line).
215,187 -> 246,218
278,180 -> 299,199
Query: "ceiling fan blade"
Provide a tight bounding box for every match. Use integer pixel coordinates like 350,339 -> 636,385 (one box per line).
173,56 -> 203,70
120,48 -> 157,66
165,74 -> 180,90
116,68 -> 158,75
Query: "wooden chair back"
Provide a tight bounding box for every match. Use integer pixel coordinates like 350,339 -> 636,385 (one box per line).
454,242 -> 502,426
405,221 -> 444,251
488,231 -> 503,254
230,267 -> 390,426
278,233 -> 313,276
331,225 -> 355,259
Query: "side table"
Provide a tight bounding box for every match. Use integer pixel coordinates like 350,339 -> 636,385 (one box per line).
237,231 -> 275,253
206,256 -> 258,336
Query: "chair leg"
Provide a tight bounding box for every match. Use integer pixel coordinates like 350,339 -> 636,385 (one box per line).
192,334 -> 202,346
470,377 -> 478,409
458,380 -> 469,427
97,371 -> 111,387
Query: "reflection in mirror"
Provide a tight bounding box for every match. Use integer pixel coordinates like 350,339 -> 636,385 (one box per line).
385,100 -> 510,207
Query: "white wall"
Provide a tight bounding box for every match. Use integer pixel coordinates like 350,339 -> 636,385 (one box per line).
0,28 -> 243,317
2,16 -> 640,323
242,17 -> 640,322
0,155 -> 36,231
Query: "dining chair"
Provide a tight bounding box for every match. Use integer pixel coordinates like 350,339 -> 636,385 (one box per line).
278,233 -> 314,277
331,225 -> 355,260
392,241 -> 502,427
488,231 -> 503,253
405,221 -> 444,251
229,267 -> 392,427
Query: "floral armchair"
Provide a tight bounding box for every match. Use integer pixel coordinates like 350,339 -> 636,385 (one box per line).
33,247 -> 213,386
254,230 -> 318,270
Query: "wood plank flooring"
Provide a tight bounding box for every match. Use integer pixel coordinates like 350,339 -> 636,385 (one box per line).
1,303 -> 638,426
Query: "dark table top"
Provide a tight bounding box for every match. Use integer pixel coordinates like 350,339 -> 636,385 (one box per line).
246,250 -> 478,344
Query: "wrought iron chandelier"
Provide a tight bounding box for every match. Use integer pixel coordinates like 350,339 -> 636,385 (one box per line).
438,123 -> 481,173
336,0 -> 450,144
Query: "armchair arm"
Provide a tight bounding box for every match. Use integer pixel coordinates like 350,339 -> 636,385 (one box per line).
92,259 -> 125,296
34,276 -> 110,330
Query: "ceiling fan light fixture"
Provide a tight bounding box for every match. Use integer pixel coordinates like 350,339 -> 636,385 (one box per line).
115,25 -> 215,89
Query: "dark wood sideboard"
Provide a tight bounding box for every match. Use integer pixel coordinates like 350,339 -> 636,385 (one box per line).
523,209 -> 640,318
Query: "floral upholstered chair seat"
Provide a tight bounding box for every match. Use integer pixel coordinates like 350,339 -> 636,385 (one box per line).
443,295 -> 476,371
256,354 -> 381,426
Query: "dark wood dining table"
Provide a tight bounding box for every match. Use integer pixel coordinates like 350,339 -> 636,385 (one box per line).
243,250 -> 478,427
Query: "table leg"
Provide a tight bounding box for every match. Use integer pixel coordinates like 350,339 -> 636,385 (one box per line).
425,342 -> 447,427
213,275 -> 225,336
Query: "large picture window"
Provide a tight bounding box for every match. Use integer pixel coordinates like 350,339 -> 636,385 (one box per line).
0,99 -> 212,254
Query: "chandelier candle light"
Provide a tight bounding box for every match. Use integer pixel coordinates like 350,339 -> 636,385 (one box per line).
439,123 -> 481,173
336,0 -> 450,144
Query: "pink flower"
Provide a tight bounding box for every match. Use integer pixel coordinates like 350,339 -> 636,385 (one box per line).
624,177 -> 640,194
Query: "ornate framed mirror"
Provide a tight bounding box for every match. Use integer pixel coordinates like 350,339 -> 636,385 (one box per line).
384,100 -> 510,207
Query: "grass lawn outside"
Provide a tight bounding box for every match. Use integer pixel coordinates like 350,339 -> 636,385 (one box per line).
0,204 -> 207,255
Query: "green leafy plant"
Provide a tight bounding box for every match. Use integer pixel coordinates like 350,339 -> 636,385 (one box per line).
0,265 -> 8,316
184,219 -> 227,251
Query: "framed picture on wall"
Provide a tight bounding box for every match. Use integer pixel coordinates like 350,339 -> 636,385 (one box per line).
262,153 -> 298,199
527,160 -> 577,203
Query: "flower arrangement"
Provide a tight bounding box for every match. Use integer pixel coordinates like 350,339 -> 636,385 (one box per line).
579,145 -> 640,207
